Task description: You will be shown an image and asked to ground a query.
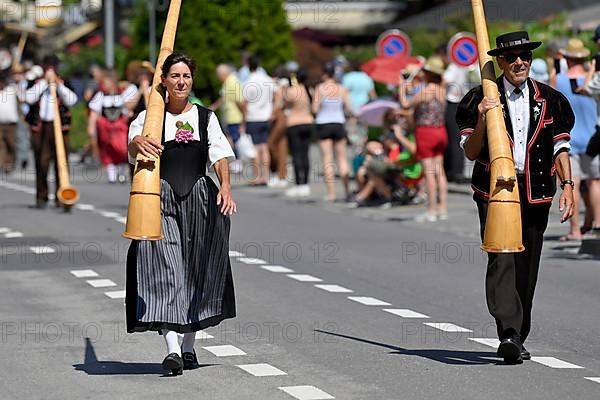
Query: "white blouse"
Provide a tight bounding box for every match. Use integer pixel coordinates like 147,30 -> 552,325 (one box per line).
128,105 -> 235,166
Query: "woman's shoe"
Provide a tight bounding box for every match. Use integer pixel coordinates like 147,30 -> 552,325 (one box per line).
161,353 -> 184,375
182,351 -> 200,370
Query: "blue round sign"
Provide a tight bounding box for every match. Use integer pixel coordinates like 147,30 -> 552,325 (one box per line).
448,32 -> 478,67
376,30 -> 411,58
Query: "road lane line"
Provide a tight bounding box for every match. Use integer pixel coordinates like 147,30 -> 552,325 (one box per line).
314,284 -> 353,293
469,338 -> 500,348
261,265 -> 294,273
86,279 -> 117,288
5,232 -> 23,238
423,323 -> 472,333
28,246 -> 57,254
75,204 -> 95,211
383,309 -> 429,318
71,269 -> 99,278
347,296 -> 391,306
195,331 -> 214,340
237,363 -> 287,377
531,357 -> 584,369
238,257 -> 267,265
0,228 -> 11,233
99,211 -> 120,218
202,345 -> 246,357
287,274 -> 323,282
228,251 -> 245,257
104,290 -> 126,299
279,385 -> 335,400
584,377 -> 600,384
115,217 -> 127,224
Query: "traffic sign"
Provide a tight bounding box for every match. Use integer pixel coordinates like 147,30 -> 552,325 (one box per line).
448,32 -> 478,67
376,30 -> 411,58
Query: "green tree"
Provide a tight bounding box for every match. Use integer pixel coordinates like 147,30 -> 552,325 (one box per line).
129,0 -> 294,101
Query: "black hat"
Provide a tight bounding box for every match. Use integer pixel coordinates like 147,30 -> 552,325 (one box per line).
487,31 -> 542,56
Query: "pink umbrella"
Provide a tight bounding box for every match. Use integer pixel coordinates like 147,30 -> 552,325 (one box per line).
357,99 -> 400,127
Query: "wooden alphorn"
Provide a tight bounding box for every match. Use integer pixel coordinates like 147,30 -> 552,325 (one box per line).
471,0 -> 524,253
49,80 -> 79,208
123,0 -> 182,240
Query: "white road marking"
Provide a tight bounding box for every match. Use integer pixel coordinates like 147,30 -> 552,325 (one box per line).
469,338 -> 500,348
584,377 -> 600,384
28,246 -> 57,254
104,290 -> 126,299
531,357 -> 584,369
287,274 -> 323,282
279,385 -> 335,400
228,251 -> 245,257
75,204 -> 95,211
423,323 -> 472,333
347,296 -> 391,306
383,309 -> 429,319
261,265 -> 295,273
195,330 -> 214,340
202,345 -> 246,357
115,217 -> 127,224
5,232 -> 23,238
238,257 -> 268,265
86,279 -> 117,288
71,269 -> 99,278
99,211 -> 120,218
0,228 -> 11,233
314,284 -> 353,293
237,363 -> 287,377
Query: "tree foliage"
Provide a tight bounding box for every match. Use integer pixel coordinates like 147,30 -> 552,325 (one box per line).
129,0 -> 294,101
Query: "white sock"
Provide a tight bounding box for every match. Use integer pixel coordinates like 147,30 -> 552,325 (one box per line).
162,329 -> 181,356
107,164 -> 117,182
181,332 -> 196,354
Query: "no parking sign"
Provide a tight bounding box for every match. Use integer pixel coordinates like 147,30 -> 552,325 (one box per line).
447,32 -> 478,67
376,30 -> 412,58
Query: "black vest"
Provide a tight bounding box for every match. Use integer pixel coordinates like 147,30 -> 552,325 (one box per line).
160,105 -> 211,197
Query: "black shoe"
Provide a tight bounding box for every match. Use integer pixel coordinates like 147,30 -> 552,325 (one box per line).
521,345 -> 531,361
182,351 -> 200,370
161,353 -> 183,375
35,199 -> 47,209
497,336 -> 523,365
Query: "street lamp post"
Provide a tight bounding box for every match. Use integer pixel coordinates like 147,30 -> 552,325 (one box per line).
148,0 -> 156,64
104,0 -> 115,68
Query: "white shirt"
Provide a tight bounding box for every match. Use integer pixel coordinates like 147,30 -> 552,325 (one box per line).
243,71 -> 275,122
0,83 -> 20,124
584,71 -> 600,126
24,79 -> 77,121
443,63 -> 470,103
460,77 -> 570,172
128,105 -> 235,166
88,92 -> 128,115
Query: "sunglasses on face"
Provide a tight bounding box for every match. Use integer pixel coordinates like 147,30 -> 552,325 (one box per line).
498,51 -> 533,63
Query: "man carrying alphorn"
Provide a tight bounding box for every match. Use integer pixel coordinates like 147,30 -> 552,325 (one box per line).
456,31 -> 575,364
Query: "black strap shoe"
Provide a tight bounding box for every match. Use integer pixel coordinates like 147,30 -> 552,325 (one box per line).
182,351 -> 200,370
161,353 -> 183,375
521,345 -> 531,360
497,336 -> 523,365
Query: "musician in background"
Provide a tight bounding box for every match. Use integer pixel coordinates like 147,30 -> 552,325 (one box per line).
126,53 -> 236,376
456,31 -> 575,364
24,55 -> 77,209
0,69 -> 20,173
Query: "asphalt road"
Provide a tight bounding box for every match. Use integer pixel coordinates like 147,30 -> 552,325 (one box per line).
0,161 -> 599,400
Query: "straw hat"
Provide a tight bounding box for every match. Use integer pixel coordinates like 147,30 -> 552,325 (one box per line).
422,56 -> 445,76
560,38 -> 590,59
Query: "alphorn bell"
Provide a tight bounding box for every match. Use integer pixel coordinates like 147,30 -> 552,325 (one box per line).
123,0 -> 183,240
49,78 -> 79,208
471,0 -> 524,252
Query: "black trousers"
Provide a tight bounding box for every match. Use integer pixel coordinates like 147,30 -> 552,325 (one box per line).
31,122 -> 69,203
444,101 -> 464,182
475,178 -> 550,343
286,124 -> 312,185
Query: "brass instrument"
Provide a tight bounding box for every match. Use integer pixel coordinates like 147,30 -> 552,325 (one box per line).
123,0 -> 182,240
49,80 -> 79,209
471,0 -> 524,252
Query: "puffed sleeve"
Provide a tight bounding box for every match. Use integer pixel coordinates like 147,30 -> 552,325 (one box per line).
551,90 -> 575,142
207,112 -> 235,166
88,92 -> 103,114
127,110 -> 146,165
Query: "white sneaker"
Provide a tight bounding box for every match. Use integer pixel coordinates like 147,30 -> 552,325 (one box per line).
230,160 -> 243,174
268,178 -> 289,189
415,212 -> 437,223
297,185 -> 311,197
285,186 -> 299,197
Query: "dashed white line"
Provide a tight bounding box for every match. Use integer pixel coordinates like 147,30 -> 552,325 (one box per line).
531,357 -> 584,369
237,363 -> 287,377
99,211 -> 120,218
469,338 -> 500,348
202,345 -> 247,357
115,217 -> 127,224
584,377 -> 600,384
71,269 -> 99,278
5,232 -> 23,238
0,227 -> 11,233
76,204 -> 95,211
104,290 -> 126,299
287,274 -> 323,282
279,385 -> 335,400
423,323 -> 472,333
347,296 -> 391,306
195,330 -> 214,340
314,284 -> 353,293
86,279 -> 117,288
28,246 -> 57,254
238,257 -> 267,265
261,265 -> 295,273
383,309 -> 429,319
228,251 -> 245,257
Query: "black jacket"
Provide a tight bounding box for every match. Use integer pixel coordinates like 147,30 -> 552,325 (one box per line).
456,77 -> 575,205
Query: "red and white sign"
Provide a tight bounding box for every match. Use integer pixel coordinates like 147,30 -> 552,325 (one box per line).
376,30 -> 411,58
448,32 -> 478,67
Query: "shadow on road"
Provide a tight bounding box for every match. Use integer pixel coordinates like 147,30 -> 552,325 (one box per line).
314,329 -> 502,366
73,337 -> 217,376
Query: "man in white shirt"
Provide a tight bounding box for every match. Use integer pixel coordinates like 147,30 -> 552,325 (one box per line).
24,55 -> 78,209
241,55 -> 275,185
457,31 -> 575,365
0,70 -> 20,173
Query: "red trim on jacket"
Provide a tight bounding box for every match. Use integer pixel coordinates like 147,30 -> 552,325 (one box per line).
525,80 -> 550,204
553,133 -> 570,141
